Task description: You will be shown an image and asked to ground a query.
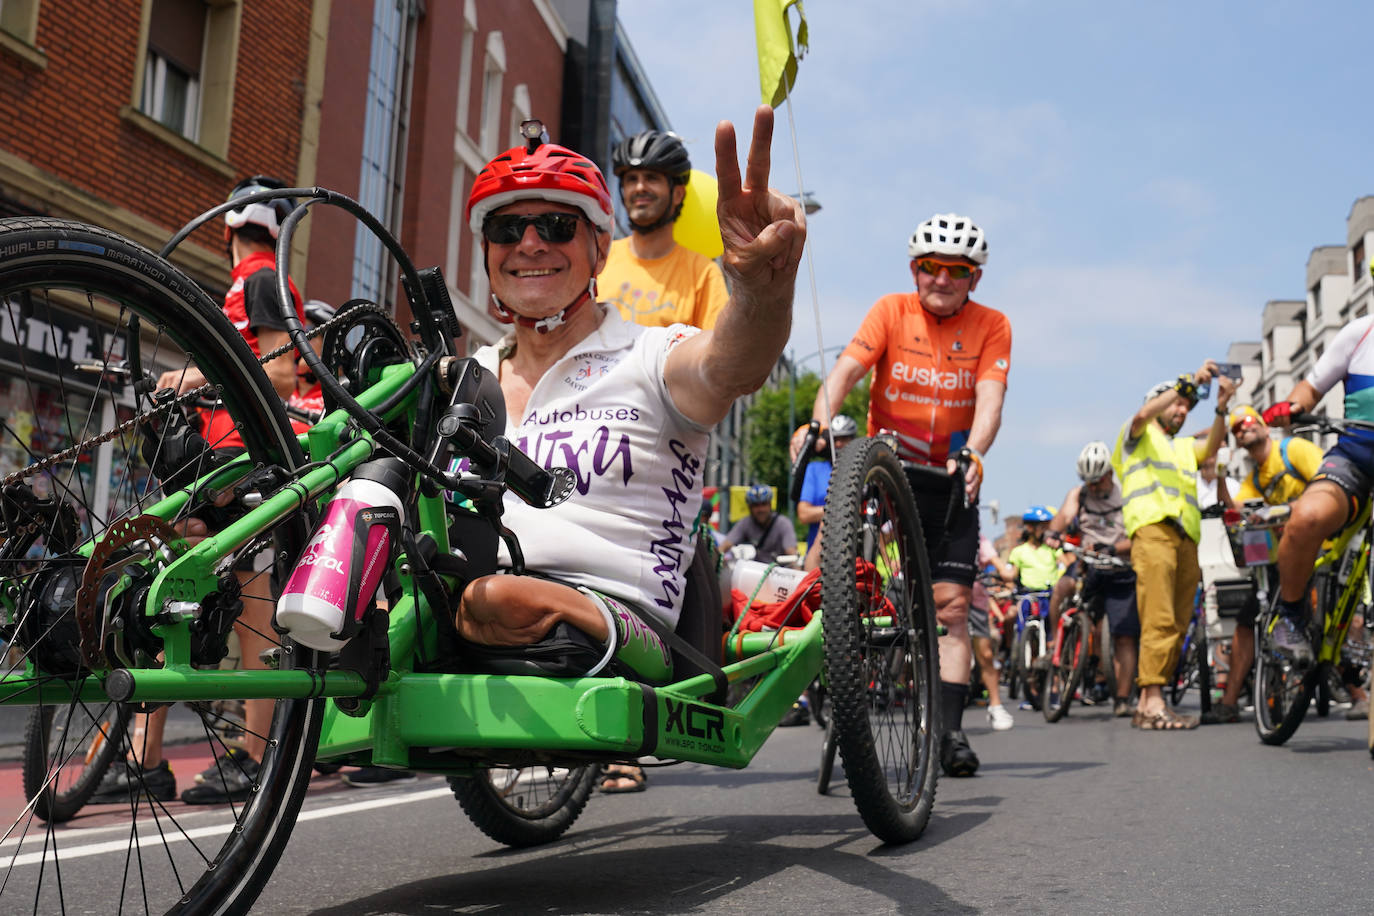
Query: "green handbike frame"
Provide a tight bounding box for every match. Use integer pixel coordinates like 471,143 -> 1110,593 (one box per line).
0,361 -> 819,771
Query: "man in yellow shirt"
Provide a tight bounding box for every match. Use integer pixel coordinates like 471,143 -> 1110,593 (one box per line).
1205,405 -> 1322,723
600,130 -> 728,330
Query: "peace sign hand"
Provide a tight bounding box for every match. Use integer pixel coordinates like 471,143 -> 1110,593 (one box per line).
714,106 -> 806,300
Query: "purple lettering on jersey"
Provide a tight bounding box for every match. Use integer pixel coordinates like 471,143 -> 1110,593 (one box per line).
649,439 -> 702,610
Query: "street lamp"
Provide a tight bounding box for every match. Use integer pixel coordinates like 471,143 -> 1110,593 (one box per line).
790,190 -> 821,215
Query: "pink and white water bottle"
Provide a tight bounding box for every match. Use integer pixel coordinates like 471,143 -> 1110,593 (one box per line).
275,457 -> 408,651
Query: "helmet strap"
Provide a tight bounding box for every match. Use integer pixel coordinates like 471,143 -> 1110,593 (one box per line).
491,278 -> 597,335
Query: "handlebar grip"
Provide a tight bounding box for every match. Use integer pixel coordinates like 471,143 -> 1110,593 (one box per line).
789,420 -> 820,504
1291,411 -> 1322,426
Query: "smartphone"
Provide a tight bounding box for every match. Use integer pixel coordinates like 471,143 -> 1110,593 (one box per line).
1217,362 -> 1243,381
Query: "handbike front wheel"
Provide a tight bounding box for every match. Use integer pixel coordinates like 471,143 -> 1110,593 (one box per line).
0,218 -> 320,914
450,764 -> 597,847
821,437 -> 939,844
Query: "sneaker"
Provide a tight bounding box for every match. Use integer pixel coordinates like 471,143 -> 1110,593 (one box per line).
1089,682 -> 1112,705
1112,699 -> 1134,718
1347,697 -> 1370,721
341,766 -> 417,787
180,751 -> 260,805
779,701 -> 811,727
1200,702 -> 1241,725
939,730 -> 980,777
90,760 -> 177,804
1270,615 -> 1314,667
193,747 -> 257,785
987,704 -> 1014,731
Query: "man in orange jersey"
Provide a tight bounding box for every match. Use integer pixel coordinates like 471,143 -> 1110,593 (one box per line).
805,213 -> 1010,777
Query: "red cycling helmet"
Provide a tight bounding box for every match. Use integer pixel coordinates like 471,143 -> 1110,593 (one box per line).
466,143 -> 613,234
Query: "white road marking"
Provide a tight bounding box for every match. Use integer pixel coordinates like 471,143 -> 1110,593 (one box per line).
3,786 -> 452,867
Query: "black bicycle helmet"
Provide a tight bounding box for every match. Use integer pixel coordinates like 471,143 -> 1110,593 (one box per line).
611,130 -> 691,184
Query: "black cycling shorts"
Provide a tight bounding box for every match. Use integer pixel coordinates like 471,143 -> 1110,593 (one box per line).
1079,565 -> 1140,638
1310,447 -> 1374,526
906,470 -> 979,588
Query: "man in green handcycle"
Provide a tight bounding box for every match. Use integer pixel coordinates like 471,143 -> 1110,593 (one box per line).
452,108 -> 805,792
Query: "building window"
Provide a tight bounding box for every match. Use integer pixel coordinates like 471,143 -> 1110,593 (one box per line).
508,84 -> 530,148
1265,331 -> 1274,363
1358,305 -> 1369,320
1311,283 -> 1322,320
1355,238 -> 1367,283
0,0 -> 40,45
132,0 -> 241,158
455,0 -> 477,137
351,0 -> 418,304
477,32 -> 506,156
140,0 -> 206,140
1315,342 -> 1324,361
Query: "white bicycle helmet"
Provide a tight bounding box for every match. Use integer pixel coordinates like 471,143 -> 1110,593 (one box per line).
1076,441 -> 1112,482
1144,380 -> 1174,402
830,414 -> 858,438
907,213 -> 989,265
225,175 -> 295,239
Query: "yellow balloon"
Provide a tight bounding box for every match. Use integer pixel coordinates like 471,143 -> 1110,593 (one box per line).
673,169 -> 723,259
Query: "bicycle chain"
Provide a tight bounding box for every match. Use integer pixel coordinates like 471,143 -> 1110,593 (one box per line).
0,301 -> 401,489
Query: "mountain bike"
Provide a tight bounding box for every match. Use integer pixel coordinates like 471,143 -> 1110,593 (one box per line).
0,193 -> 942,914
1254,414 -> 1374,746
1042,550 -> 1128,722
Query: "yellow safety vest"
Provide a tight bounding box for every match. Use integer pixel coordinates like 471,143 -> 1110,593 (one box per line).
1112,421 -> 1200,541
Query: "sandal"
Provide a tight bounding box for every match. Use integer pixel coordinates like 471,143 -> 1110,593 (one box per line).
1131,706 -> 1199,730
597,764 -> 647,794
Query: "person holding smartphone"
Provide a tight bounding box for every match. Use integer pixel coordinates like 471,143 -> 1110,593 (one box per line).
1111,361 -> 1234,730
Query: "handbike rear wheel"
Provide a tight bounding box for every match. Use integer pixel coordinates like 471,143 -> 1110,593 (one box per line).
821,437 -> 939,844
0,218 -> 320,914
1253,603 -> 1313,746
450,764 -> 597,847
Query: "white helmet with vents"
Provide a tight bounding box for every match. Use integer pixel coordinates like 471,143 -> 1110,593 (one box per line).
1076,441 -> 1113,482
907,213 -> 989,264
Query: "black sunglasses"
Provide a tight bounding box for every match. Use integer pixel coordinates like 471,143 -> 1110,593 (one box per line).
482,212 -> 587,245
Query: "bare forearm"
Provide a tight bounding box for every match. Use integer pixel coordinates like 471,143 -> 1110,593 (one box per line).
1129,390 -> 1179,439
701,288 -> 793,401
796,501 -> 824,524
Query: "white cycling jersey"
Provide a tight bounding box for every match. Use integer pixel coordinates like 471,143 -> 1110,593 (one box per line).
1307,315 -> 1374,421
471,307 -> 710,627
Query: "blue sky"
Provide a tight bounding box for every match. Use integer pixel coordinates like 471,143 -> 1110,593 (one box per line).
616,1 -> 1373,526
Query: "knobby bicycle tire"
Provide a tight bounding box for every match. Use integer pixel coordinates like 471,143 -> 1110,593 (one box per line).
820,437 -> 939,844
21,700 -> 129,823
0,218 -> 321,915
1044,615 -> 1085,723
450,764 -> 598,847
1253,603 -> 1313,746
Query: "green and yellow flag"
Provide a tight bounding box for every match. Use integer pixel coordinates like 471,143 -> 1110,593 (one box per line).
754,0 -> 808,107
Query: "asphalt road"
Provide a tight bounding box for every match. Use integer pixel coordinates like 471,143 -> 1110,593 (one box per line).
222,695 -> 1373,915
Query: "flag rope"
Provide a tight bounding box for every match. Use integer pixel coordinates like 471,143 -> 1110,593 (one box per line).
778,69 -> 837,464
